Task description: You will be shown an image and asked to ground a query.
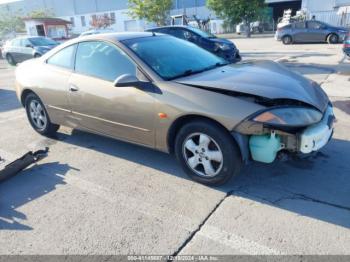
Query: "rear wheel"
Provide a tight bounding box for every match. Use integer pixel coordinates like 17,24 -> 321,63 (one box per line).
327,34 -> 339,44
175,120 -> 242,185
24,93 -> 59,136
6,54 -> 16,65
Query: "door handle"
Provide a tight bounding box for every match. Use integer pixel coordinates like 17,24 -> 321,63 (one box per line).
69,84 -> 79,92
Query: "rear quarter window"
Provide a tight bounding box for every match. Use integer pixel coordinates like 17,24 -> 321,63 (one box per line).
47,44 -> 76,69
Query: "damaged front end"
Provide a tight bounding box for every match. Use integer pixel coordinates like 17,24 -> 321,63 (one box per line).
234,99 -> 335,164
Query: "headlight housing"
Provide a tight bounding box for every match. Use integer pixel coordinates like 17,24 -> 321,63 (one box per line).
215,42 -> 231,51
252,107 -> 323,127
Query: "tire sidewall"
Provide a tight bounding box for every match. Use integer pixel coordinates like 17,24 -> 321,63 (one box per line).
175,121 -> 242,185
6,54 -> 16,65
282,36 -> 292,45
328,34 -> 338,44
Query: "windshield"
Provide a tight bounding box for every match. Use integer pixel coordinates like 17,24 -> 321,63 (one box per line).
189,27 -> 216,38
29,37 -> 57,46
123,36 -> 227,80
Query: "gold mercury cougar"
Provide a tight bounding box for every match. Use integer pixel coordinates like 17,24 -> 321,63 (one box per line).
15,32 -> 335,185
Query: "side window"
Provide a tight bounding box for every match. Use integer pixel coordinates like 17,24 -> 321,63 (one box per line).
21,38 -> 31,47
75,41 -> 136,81
294,22 -> 306,29
169,28 -> 191,40
47,44 -> 76,69
307,21 -> 322,30
155,28 -> 169,34
11,39 -> 21,46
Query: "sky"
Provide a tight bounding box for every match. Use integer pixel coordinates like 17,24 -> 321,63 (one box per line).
0,0 -> 21,4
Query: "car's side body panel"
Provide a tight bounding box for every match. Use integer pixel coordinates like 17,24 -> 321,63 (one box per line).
68,72 -> 157,147
15,60 -> 73,126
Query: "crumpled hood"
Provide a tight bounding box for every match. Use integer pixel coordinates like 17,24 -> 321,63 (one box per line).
175,60 -> 329,112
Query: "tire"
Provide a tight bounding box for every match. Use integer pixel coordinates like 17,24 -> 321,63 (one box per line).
6,54 -> 16,65
24,93 -> 59,136
282,35 -> 293,45
327,34 -> 339,44
174,120 -> 242,186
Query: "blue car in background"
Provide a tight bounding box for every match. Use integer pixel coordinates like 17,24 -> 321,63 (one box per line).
146,26 -> 241,63
275,20 -> 348,45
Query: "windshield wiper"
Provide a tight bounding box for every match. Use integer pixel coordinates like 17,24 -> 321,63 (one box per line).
170,62 -> 229,80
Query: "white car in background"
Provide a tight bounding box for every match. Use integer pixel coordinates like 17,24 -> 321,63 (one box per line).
79,29 -> 114,37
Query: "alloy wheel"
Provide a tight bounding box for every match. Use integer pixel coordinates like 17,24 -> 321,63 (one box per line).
182,132 -> 224,178
29,100 -> 47,130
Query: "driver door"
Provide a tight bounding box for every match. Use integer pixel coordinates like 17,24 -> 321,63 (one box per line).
68,41 -> 156,147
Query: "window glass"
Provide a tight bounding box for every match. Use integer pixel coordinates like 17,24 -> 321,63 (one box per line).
21,38 -> 31,47
294,22 -> 306,29
307,21 -> 323,29
81,16 -> 86,27
123,35 -> 227,80
154,28 -> 169,34
75,41 -> 136,81
189,27 -> 216,38
47,44 -> 76,69
169,28 -> 193,40
11,39 -> 21,46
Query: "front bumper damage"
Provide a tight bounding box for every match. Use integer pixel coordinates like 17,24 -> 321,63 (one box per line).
234,105 -> 335,164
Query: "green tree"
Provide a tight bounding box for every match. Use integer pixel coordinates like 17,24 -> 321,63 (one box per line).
0,11 -> 25,37
207,0 -> 266,37
0,8 -> 55,38
128,0 -> 173,26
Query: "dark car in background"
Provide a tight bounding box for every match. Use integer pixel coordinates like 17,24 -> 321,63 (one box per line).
146,26 -> 241,62
2,36 -> 59,65
275,20 -> 348,45
343,33 -> 350,58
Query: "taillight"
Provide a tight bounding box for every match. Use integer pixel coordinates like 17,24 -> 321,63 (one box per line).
344,43 -> 350,48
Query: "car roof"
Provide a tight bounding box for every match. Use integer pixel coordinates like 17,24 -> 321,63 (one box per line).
147,25 -> 191,31
78,32 -> 157,41
56,32 -> 162,49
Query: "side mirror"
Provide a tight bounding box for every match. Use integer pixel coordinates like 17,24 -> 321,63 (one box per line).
25,44 -> 33,48
114,74 -> 143,88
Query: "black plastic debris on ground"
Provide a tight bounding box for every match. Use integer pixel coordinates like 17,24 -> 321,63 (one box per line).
0,148 -> 49,183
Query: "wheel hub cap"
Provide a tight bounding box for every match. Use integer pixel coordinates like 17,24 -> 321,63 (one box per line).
29,100 -> 47,130
182,133 -> 224,178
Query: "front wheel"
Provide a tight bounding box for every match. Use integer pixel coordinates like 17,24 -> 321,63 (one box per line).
282,35 -> 292,45
175,121 -> 242,185
25,93 -> 59,136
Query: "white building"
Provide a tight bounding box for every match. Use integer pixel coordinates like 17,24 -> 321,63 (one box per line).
302,0 -> 350,26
